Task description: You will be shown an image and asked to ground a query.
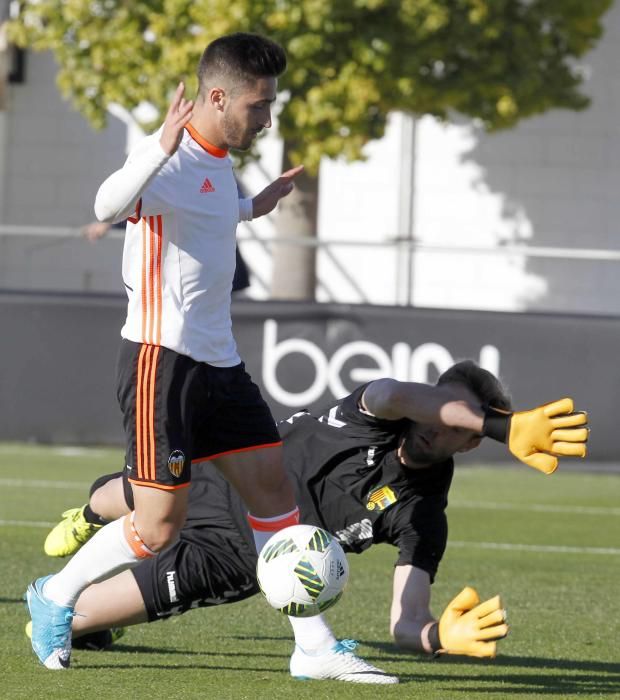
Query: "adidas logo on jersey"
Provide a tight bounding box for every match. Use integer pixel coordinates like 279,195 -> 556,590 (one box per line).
200,177 -> 215,193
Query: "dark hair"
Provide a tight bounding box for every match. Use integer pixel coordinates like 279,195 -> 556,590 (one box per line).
436,360 -> 512,411
197,32 -> 287,97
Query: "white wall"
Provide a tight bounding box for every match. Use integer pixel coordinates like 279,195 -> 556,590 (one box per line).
313,3 -> 620,314
0,51 -> 127,292
2,51 -> 126,226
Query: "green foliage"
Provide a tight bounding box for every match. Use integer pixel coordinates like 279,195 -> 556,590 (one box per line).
7,0 -> 613,172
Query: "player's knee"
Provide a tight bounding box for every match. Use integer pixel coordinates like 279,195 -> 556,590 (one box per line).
132,517 -> 182,552
216,448 -> 295,515
245,471 -> 296,515
140,525 -> 177,553
242,454 -> 291,494
90,482 -> 124,520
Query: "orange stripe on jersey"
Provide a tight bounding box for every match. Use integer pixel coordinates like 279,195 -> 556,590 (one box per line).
155,215 -> 163,346
141,215 -> 163,346
141,218 -> 148,342
148,216 -> 155,345
127,198 -> 142,224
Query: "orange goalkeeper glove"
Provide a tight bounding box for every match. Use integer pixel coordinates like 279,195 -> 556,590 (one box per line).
425,587 -> 508,658
483,398 -> 589,474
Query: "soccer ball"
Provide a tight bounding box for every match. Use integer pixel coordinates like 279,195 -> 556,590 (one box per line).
256,524 -> 349,617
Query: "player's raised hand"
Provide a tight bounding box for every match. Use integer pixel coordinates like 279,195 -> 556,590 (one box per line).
251,165 -> 305,218
483,398 -> 589,475
160,82 -> 194,156
438,587 -> 508,658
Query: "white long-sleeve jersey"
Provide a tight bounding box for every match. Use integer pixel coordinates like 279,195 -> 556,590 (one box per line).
95,124 -> 253,367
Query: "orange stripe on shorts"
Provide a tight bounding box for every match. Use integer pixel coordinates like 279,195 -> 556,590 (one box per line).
136,343 -> 160,481
135,343 -> 149,480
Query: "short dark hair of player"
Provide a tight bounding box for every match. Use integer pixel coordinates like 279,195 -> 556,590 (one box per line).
437,360 -> 512,412
197,32 -> 287,98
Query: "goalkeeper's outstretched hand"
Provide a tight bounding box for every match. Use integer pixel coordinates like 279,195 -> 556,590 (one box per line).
438,587 -> 508,658
483,398 -> 589,474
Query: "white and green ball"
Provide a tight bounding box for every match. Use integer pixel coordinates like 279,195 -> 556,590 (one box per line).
256,524 -> 349,617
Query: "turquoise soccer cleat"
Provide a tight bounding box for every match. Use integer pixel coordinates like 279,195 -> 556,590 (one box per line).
25,575 -> 74,670
26,621 -> 126,652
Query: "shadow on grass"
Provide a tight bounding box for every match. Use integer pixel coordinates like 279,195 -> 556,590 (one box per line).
73,638 -> 620,694
362,641 -> 620,674
107,643 -> 289,660
225,635 -> 290,642
360,641 -> 620,694
395,671 -> 619,696
71,662 -> 619,695
73,661 -> 286,674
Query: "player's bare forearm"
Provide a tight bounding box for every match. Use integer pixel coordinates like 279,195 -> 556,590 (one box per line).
362,378 -> 485,431
392,571 -> 509,658
390,565 -> 435,653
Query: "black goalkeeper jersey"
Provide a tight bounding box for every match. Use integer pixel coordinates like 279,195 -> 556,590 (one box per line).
183,384 -> 453,581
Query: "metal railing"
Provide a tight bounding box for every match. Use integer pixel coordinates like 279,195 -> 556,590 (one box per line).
4,224 -> 619,262
2,224 -> 620,309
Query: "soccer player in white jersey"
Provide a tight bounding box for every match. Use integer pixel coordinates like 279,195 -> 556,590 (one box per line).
26,32 -> 306,671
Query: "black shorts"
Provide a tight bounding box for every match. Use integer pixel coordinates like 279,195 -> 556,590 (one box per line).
131,531 -> 260,621
116,340 -> 281,489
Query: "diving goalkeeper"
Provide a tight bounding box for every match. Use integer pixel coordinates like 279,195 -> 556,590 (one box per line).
39,360 -> 588,683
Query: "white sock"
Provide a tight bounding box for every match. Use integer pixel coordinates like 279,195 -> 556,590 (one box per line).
247,507 -> 300,554
288,613 -> 337,654
43,516 -> 147,608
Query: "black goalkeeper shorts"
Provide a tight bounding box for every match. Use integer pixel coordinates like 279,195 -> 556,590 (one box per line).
131,532 -> 260,621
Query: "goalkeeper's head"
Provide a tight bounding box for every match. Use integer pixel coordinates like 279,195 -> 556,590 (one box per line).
399,361 -> 511,467
436,360 -> 512,413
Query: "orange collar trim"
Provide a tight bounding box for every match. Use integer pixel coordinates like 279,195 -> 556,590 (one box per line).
185,124 -> 228,158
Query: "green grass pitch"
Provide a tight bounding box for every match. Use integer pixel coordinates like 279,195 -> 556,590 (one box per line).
1,443 -> 618,699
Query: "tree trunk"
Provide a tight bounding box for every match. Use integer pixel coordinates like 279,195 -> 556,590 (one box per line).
270,141 -> 319,300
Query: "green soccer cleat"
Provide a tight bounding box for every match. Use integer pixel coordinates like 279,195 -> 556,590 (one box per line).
44,506 -> 102,557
